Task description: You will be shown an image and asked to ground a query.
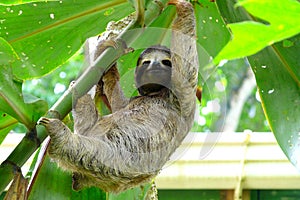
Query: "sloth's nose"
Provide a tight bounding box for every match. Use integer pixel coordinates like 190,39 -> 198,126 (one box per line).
148,61 -> 161,70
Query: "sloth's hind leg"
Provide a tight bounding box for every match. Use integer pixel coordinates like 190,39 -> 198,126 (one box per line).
72,172 -> 92,191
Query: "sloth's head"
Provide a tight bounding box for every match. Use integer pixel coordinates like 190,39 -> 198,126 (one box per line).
135,45 -> 172,96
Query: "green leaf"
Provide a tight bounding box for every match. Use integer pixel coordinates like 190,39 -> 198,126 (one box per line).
71,187 -> 106,200
28,153 -> 106,200
0,0 -> 134,79
194,0 -> 231,83
0,112 -> 17,144
195,0 -> 230,57
247,35 -> 300,169
214,0 -> 300,64
0,0 -> 46,5
0,37 -> 48,129
108,183 -> 152,200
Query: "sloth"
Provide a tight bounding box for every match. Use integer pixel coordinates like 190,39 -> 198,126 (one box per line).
38,0 -> 198,193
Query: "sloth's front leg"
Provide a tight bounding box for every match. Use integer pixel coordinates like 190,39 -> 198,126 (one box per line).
38,117 -> 76,161
38,117 -> 106,172
39,117 -> 94,191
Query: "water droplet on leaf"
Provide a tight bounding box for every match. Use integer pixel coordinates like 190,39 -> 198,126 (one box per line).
54,83 -> 66,94
218,59 -> 228,67
50,13 -> 55,19
60,71 -> 66,78
104,8 -> 114,16
268,89 -> 274,94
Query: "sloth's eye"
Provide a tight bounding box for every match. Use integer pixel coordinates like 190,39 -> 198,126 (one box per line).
142,60 -> 151,66
162,59 -> 172,67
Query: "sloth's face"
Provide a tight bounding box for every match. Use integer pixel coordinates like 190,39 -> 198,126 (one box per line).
135,46 -> 172,96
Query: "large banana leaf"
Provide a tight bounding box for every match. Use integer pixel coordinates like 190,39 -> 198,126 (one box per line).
0,0 -> 134,79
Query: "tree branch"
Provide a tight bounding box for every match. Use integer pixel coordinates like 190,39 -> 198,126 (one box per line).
222,68 -> 256,132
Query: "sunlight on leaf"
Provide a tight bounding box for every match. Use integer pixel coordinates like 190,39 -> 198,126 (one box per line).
214,0 -> 300,64
0,0 -> 46,5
